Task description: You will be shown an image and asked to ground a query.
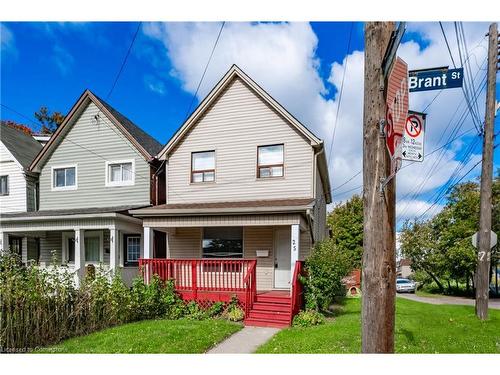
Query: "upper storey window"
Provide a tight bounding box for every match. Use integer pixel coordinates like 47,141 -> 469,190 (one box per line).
106,160 -> 134,187
257,144 -> 284,178
52,165 -> 77,190
191,151 -> 215,183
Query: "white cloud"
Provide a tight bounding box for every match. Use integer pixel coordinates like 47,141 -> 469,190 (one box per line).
1,23 -> 17,59
396,199 -> 444,223
144,75 -> 167,95
142,21 -> 491,223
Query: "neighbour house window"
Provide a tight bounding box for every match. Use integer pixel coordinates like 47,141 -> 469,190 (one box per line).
0,175 -> 8,195
257,144 -> 284,178
52,166 -> 76,189
106,161 -> 134,186
123,234 -> 141,266
191,151 -> 215,183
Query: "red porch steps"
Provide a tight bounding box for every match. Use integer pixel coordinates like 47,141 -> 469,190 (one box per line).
244,291 -> 292,328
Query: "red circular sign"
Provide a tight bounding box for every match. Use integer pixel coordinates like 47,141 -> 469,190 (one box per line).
405,115 -> 422,138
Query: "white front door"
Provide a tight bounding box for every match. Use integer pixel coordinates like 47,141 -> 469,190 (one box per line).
274,228 -> 291,289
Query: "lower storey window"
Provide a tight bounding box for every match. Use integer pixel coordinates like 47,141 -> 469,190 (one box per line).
202,227 -> 243,258
85,236 -> 100,262
124,234 -> 141,266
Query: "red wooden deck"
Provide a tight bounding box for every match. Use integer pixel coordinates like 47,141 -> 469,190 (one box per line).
139,258 -> 304,327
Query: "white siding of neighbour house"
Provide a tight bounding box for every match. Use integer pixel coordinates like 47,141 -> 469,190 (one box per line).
166,78 -> 314,204
38,102 -> 151,210
0,142 -> 27,213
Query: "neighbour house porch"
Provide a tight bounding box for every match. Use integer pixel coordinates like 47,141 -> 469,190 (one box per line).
130,199 -> 314,326
0,206 -> 145,285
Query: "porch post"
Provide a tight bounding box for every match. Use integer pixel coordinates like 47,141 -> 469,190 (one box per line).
143,226 -> 153,259
290,224 -> 300,284
0,232 -> 9,253
74,228 -> 85,281
109,228 -> 119,272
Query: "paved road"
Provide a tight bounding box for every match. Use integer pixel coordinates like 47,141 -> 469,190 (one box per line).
398,293 -> 500,310
207,326 -> 280,354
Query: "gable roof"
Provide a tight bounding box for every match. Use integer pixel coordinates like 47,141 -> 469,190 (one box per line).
30,90 -> 162,172
0,122 -> 43,170
158,64 -> 332,204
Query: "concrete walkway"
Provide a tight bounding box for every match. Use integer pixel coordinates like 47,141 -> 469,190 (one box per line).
207,326 -> 281,354
398,293 -> 500,309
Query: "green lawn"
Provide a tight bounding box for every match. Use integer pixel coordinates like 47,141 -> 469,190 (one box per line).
41,319 -> 242,354
257,297 -> 500,353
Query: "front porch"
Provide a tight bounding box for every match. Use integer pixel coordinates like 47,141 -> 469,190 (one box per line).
139,258 -> 304,327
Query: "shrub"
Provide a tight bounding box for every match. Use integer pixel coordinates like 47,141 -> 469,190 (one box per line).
302,239 -> 352,311
292,309 -> 325,327
207,302 -> 225,318
222,296 -> 244,322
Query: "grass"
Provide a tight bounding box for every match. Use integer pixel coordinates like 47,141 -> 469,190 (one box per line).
257,297 -> 500,353
415,290 -> 443,298
40,319 -> 242,354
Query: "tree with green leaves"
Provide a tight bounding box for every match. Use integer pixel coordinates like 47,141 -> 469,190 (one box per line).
34,106 -> 65,134
327,194 -> 363,268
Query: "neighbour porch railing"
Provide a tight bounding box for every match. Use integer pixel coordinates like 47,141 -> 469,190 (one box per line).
138,258 -> 258,311
290,260 -> 305,317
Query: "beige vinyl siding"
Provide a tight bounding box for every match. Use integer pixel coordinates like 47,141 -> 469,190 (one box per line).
313,166 -> 327,242
0,142 -> 27,213
167,227 -> 202,258
143,213 -> 302,228
167,77 -> 314,203
299,230 -> 313,261
244,227 -> 274,291
38,102 -> 151,210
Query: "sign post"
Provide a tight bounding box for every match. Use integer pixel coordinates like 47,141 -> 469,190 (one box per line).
402,111 -> 426,162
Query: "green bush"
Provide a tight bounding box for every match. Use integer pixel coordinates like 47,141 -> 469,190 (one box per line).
292,309 -> 325,327
302,239 -> 352,311
222,296 -> 244,322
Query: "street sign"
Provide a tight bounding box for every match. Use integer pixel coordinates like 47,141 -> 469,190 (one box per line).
408,67 -> 463,92
385,57 -> 409,176
472,231 -> 498,248
402,111 -> 426,162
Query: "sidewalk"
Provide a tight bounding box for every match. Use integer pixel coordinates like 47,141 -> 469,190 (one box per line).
207,326 -> 281,354
398,293 -> 500,309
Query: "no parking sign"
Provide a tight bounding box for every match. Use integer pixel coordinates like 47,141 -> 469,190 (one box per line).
402,111 -> 426,162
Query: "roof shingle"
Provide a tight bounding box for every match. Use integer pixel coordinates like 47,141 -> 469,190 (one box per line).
0,122 -> 43,169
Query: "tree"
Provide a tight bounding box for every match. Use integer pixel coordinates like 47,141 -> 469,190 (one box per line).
3,120 -> 33,135
34,106 -> 65,134
327,194 -> 363,268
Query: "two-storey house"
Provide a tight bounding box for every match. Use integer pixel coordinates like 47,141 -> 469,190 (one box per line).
132,65 -> 331,326
0,90 -> 164,284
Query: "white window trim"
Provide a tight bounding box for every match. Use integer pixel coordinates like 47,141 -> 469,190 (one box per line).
84,230 -> 104,264
126,235 -> 141,263
105,159 -> 135,187
51,164 -> 78,191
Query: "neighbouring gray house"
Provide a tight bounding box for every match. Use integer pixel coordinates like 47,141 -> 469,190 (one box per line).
0,90 -> 164,285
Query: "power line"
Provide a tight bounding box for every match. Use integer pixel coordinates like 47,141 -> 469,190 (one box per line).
184,21 -> 225,120
439,22 -> 457,68
106,22 -> 142,100
0,103 -> 43,133
327,21 -> 354,167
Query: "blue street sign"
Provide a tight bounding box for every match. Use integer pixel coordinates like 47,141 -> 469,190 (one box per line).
408,67 -> 463,92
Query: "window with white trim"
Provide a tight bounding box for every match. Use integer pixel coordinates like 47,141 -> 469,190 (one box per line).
53,166 -> 76,189
0,175 -> 8,195
124,234 -> 141,266
191,151 -> 215,183
106,161 -> 134,186
257,144 -> 284,178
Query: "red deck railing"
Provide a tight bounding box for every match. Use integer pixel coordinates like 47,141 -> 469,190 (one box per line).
290,260 -> 305,317
139,258 -> 257,311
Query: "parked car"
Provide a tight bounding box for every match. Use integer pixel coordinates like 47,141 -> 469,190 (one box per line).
396,278 -> 416,293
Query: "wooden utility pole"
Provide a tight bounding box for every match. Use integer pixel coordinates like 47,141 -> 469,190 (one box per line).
362,22 -> 397,353
475,22 -> 498,320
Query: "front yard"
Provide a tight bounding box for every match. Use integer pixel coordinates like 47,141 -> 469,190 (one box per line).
40,319 -> 242,354
257,297 -> 500,353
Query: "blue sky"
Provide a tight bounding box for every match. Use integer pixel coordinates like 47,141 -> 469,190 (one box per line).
1,22 -> 498,224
